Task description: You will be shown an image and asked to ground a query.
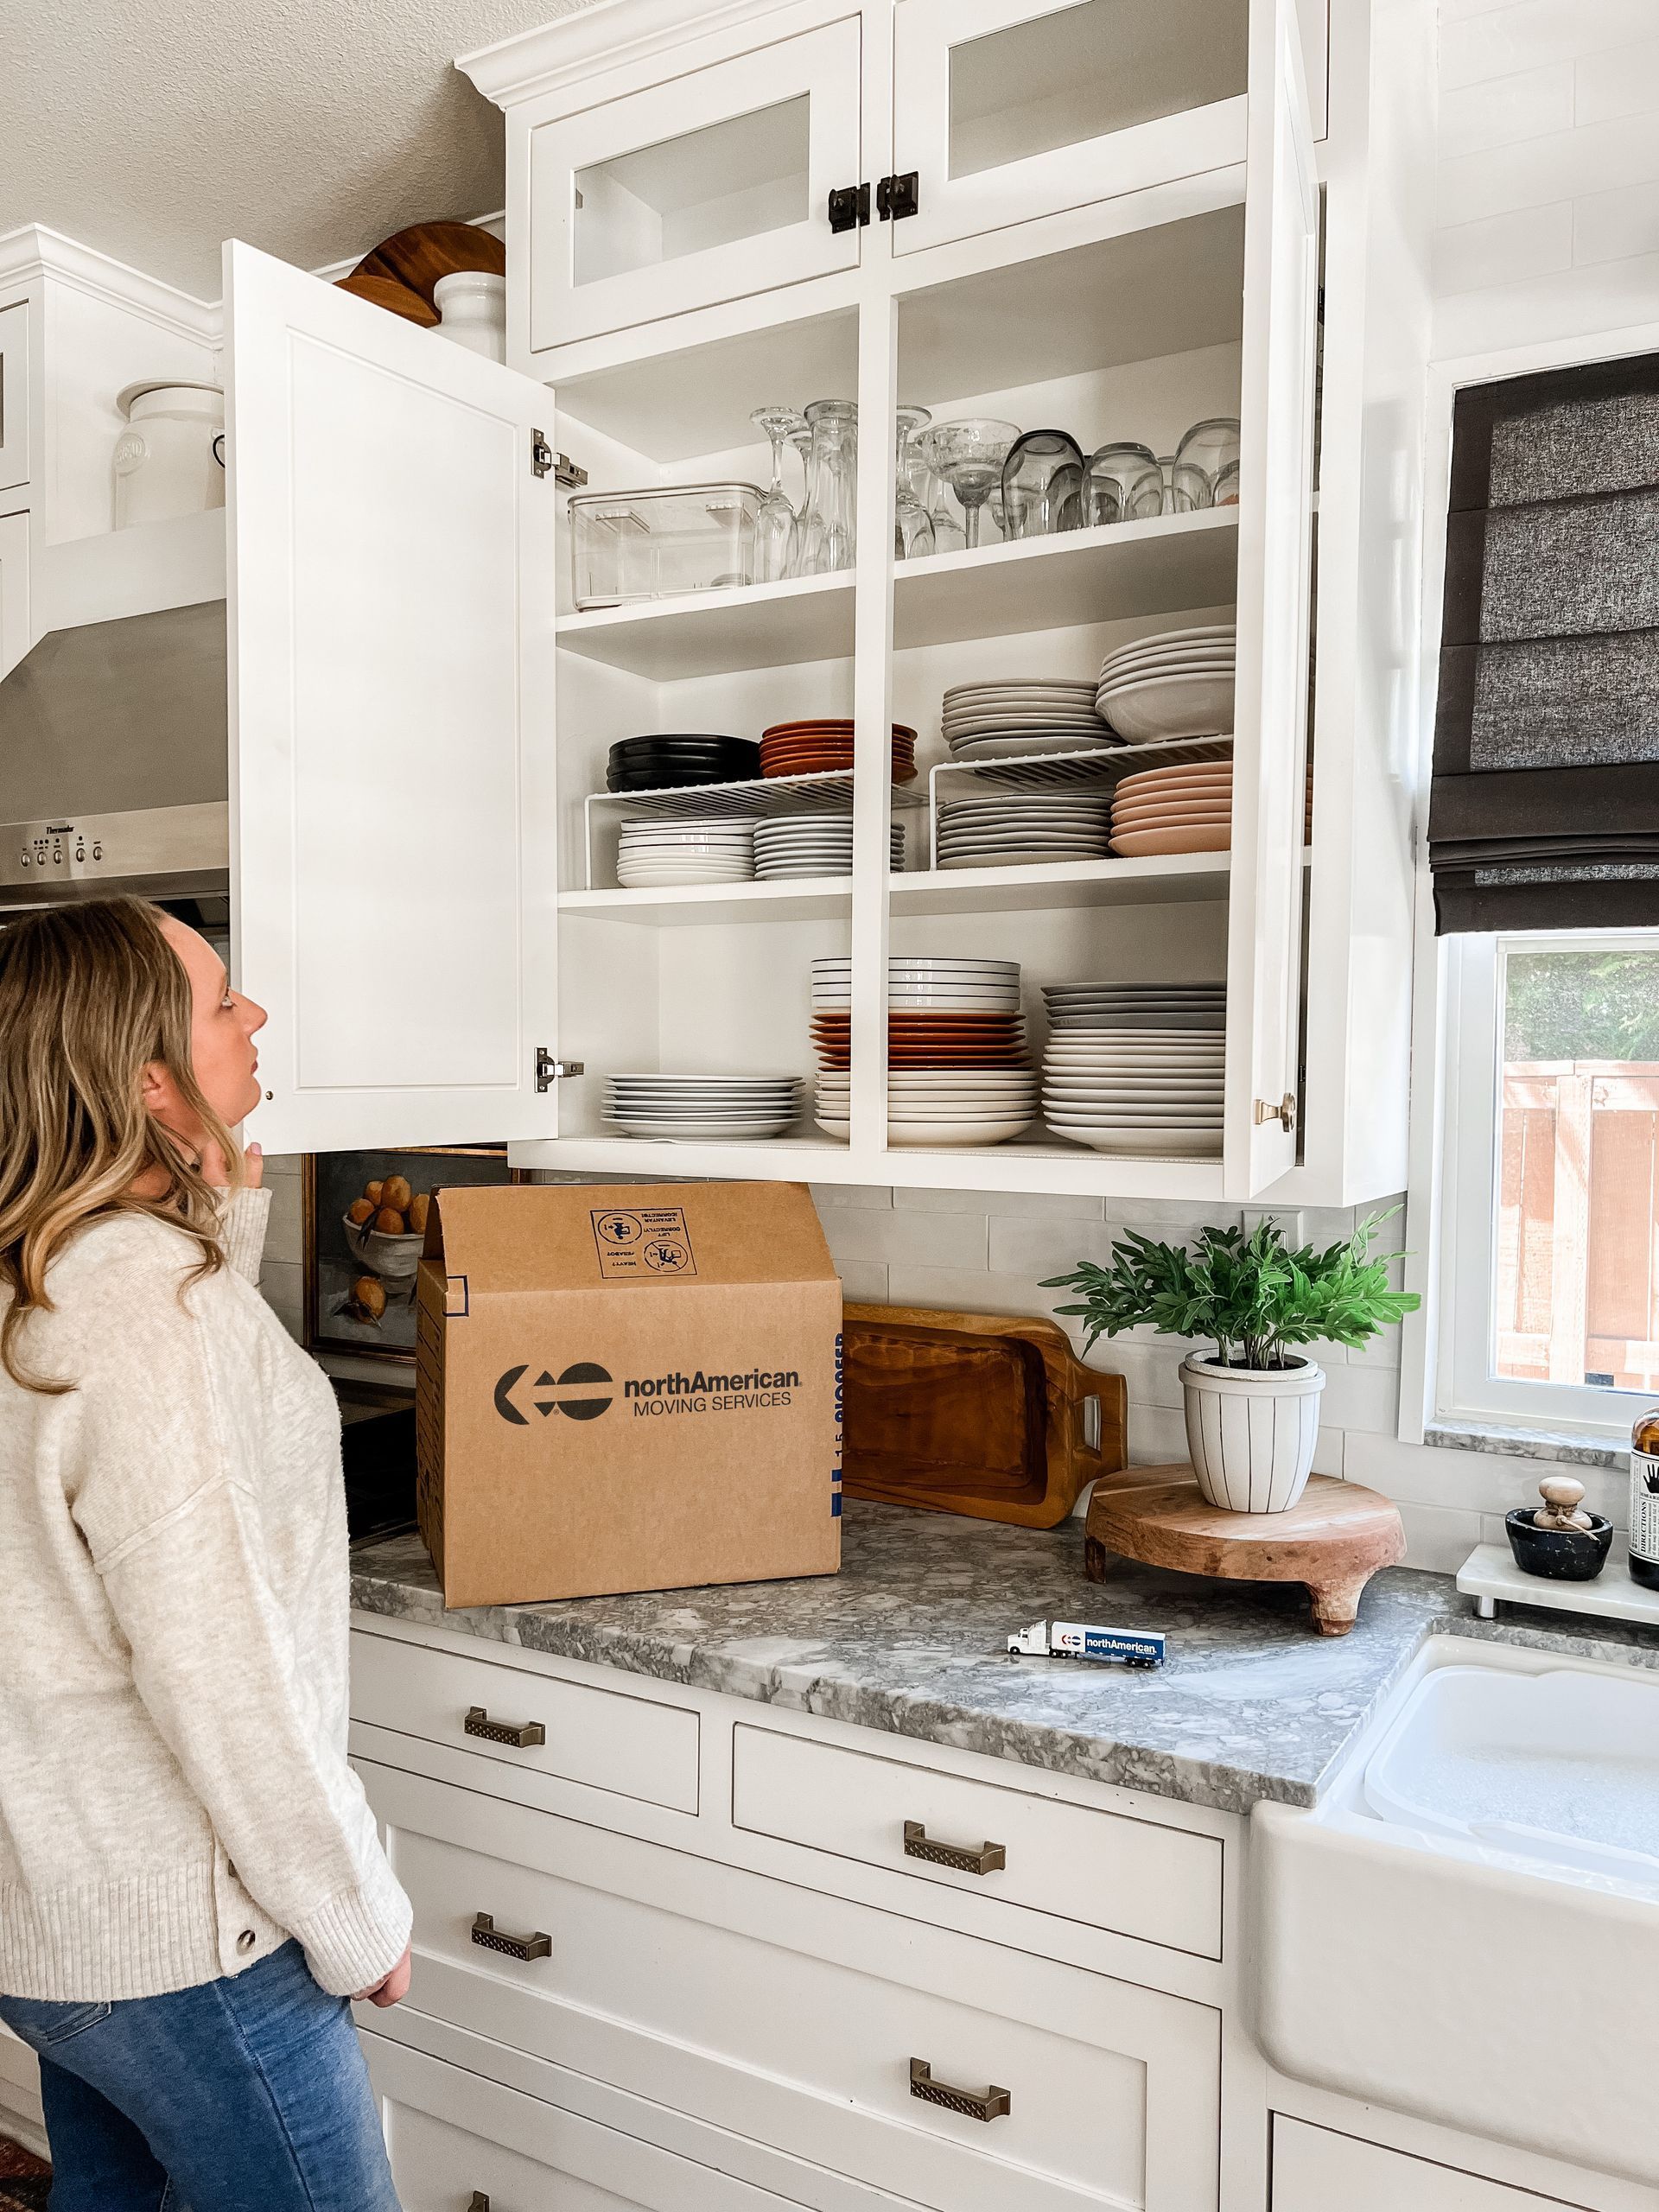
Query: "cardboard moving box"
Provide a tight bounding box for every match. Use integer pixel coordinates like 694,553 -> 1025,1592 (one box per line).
415,1181 -> 842,1607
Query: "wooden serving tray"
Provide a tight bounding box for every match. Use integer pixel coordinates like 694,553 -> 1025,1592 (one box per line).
842,1303 -> 1127,1527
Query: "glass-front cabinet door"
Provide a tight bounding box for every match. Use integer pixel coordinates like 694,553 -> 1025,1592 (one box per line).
889,0 -> 1325,259
525,18 -> 863,353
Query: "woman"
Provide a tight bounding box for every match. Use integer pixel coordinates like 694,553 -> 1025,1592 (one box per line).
0,897 -> 411,2212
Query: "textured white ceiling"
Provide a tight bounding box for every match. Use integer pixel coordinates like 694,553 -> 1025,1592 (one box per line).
0,0 -> 608,297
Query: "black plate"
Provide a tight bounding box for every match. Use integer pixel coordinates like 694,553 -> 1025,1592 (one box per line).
610,734 -> 755,754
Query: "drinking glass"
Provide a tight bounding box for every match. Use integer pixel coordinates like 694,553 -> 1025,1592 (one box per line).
909,440 -> 965,556
1211,457 -> 1241,507
918,417 -> 1020,551
793,397 -> 858,575
750,404 -> 804,583
893,404 -> 936,560
1166,459 -> 1212,514
1175,416 -> 1242,496
1000,429 -> 1084,538
1083,441 -> 1161,527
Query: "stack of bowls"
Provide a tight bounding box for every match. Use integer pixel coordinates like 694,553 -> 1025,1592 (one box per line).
935,793 -> 1114,869
1109,761 -> 1233,856
1096,626 -> 1236,741
603,1072 -> 803,1141
941,678 -> 1111,761
1039,982 -> 1225,1157
810,957 -> 1038,1146
616,817 -> 756,887
607,734 -> 760,791
760,720 -> 917,781
753,816 -> 906,879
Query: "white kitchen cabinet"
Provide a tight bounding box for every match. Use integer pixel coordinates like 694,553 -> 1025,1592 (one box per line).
223,241 -> 561,1155
1271,2119 -> 1598,2211
519,9 -> 864,355
0,512 -> 29,680
0,301 -> 28,496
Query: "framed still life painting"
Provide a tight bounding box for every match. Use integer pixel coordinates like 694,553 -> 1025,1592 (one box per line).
302,1146 -> 516,1363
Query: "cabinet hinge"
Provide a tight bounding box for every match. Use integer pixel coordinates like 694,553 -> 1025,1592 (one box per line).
536,1047 -> 584,1092
828,182 -> 870,234
1254,1093 -> 1297,1132
531,430 -> 587,489
877,172 -> 920,222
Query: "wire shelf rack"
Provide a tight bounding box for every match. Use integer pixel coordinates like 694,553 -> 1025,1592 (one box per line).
924,736 -> 1234,865
582,772 -> 925,890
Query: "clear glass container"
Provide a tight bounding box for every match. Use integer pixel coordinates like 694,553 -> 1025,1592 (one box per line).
792,399 -> 858,576
568,482 -> 765,608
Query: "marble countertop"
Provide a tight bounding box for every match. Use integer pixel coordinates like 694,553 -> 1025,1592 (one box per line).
350,1501 -> 1659,1817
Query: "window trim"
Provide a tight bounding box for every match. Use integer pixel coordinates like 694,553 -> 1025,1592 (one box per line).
1434,928 -> 1659,1444
1400,318 -> 1659,1452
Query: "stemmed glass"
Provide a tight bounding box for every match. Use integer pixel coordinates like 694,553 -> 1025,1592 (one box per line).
917,418 -> 1020,552
793,398 -> 858,576
751,404 -> 804,584
894,405 -> 935,560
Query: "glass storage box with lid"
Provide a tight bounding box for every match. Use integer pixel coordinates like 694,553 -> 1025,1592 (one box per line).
568,482 -> 766,608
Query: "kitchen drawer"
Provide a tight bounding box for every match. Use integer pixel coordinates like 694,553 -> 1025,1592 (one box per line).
364,2028 -> 821,2210
350,1630 -> 698,1815
733,1722 -> 1222,1960
359,1756 -> 1221,2212
1271,2119 -> 1595,2211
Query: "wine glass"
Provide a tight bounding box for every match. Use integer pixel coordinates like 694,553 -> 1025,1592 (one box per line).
794,398 -> 858,575
751,404 -> 804,584
918,418 -> 1020,551
894,405 -> 935,560
1000,429 -> 1084,539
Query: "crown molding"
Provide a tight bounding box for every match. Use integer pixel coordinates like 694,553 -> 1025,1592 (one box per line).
457,0 -> 800,106
0,225 -> 219,348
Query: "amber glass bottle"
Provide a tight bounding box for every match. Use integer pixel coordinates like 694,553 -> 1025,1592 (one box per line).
1631,1408 -> 1659,1589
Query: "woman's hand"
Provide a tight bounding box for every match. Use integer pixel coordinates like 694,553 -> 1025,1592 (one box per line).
353,1943 -> 411,2008
199,1138 -> 263,1192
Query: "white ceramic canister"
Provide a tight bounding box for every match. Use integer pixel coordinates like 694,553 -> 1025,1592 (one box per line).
113,381 -> 225,529
1179,1351 -> 1325,1513
431,271 -> 506,363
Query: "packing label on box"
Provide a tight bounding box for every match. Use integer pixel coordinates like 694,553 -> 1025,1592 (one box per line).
590,1204 -> 697,1280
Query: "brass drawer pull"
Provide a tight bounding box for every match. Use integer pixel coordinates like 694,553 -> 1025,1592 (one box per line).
909,2056 -> 1010,2122
903,1820 -> 1006,1876
470,1911 -> 550,1962
464,1704 -> 545,1749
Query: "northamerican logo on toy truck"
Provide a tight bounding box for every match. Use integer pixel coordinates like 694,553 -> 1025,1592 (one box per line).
1007,1618 -> 1166,1669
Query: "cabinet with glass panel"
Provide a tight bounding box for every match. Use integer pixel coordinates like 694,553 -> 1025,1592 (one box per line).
459,0 -> 1430,1204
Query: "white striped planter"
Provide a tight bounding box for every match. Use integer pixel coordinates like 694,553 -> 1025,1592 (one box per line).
1180,1353 -> 1325,1513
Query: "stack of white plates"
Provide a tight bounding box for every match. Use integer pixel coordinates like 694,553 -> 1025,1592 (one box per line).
814,1068 -> 1040,1147
1039,983 -> 1226,1156
810,956 -> 1022,1012
942,678 -> 1113,761
616,818 -> 756,887
1109,760 -> 1232,857
753,816 -> 906,880
1096,625 -> 1236,742
603,1072 -> 803,1141
935,795 -> 1114,869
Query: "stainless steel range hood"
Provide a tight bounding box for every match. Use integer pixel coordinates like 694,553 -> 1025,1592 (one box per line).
0,594 -> 230,913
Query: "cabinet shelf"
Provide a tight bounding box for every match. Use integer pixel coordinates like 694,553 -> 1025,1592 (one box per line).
893,509 -> 1238,652
892,854 -> 1233,914
560,875 -> 855,925
556,569 -> 855,677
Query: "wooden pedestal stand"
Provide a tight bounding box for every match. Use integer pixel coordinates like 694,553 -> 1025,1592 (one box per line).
1084,1465 -> 1406,1636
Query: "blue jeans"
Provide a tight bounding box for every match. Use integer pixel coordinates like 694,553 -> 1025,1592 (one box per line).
0,1942 -> 400,2212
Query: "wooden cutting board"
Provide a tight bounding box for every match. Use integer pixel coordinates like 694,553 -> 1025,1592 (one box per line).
842,1303 -> 1127,1527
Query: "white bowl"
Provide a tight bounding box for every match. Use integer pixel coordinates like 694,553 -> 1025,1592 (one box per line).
1098,672 -> 1235,743
342,1210 -> 424,1284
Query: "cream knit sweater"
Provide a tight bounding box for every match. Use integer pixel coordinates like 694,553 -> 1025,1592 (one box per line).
0,1188 -> 411,2002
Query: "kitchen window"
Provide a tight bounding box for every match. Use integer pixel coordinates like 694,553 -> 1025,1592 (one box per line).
1437,930 -> 1659,1440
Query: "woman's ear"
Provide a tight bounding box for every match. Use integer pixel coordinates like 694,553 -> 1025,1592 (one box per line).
139,1060 -> 173,1117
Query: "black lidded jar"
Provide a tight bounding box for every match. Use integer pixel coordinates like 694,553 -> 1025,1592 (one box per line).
1630,1409 -> 1659,1589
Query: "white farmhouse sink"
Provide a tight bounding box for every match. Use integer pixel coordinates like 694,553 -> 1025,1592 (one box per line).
1254,1637 -> 1659,2187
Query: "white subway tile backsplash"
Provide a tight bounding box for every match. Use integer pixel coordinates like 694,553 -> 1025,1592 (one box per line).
895,1186 -> 1106,1219
1434,244 -> 1659,357
1440,0 -> 1659,91
1572,175 -> 1659,263
809,1184 -> 893,1210
1440,61 -> 1574,155
1575,32 -> 1659,122
1437,111 -> 1659,228
1395,1500 -> 1486,1573
986,1213 -> 1119,1281
822,1205 -> 988,1268
1317,1362 -> 1401,1435
1435,201 -> 1575,293
836,1261 -> 890,1304
882,1262 -> 1059,1317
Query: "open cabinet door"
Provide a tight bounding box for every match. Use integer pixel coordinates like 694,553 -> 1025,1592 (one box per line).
1224,0 -> 1319,1197
225,242 -> 559,1155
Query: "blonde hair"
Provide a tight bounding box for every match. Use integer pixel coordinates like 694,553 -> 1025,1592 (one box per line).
0,897 -> 238,1391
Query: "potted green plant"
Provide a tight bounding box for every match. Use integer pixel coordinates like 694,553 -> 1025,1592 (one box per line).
1044,1217 -> 1418,1513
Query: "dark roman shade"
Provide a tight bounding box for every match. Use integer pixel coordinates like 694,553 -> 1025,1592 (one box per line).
1429,352 -> 1659,933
